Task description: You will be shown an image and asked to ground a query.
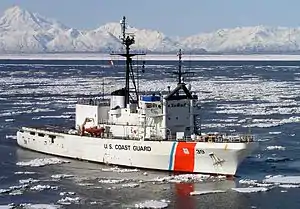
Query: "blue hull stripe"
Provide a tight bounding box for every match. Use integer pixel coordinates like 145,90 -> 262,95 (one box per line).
168,142 -> 177,170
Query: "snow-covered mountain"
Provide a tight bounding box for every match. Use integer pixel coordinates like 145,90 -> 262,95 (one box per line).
98,23 -> 181,52
0,6 -> 300,54
182,26 -> 300,53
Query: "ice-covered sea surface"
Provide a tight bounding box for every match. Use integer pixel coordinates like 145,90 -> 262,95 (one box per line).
2,59 -> 300,208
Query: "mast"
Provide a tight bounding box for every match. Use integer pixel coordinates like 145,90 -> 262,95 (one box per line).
177,49 -> 183,84
172,49 -> 194,85
111,16 -> 145,107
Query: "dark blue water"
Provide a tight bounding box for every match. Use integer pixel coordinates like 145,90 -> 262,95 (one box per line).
1,60 -> 300,208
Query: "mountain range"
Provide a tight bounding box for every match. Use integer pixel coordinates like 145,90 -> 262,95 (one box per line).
0,6 -> 300,54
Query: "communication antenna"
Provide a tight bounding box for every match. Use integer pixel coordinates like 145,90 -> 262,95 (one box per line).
102,78 -> 105,99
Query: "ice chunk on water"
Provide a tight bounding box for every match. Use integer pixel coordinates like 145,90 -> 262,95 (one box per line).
190,190 -> 225,196
134,200 -> 169,209
232,187 -> 269,193
266,146 -> 285,151
264,175 -> 300,184
16,158 -> 69,167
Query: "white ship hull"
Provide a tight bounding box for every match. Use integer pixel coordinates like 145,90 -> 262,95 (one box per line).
17,127 -> 257,176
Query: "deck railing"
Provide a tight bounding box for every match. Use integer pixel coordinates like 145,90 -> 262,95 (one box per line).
77,98 -> 110,106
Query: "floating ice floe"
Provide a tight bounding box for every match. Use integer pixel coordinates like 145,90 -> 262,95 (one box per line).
101,167 -> 139,173
244,117 -> 300,128
57,197 -> 81,205
238,175 -> 300,191
59,192 -> 76,196
0,108 -> 55,117
0,189 -> 11,194
278,184 -> 300,188
98,179 -> 126,184
0,184 -> 31,196
232,187 -> 269,193
14,171 -> 36,175
256,138 -> 271,142
4,119 -> 14,122
5,135 -> 16,140
89,201 -> 101,205
51,174 -> 74,179
30,185 -> 58,191
266,146 -> 286,151
16,158 -> 70,167
134,200 -> 169,209
121,183 -> 139,188
77,183 -> 94,187
239,179 -> 273,187
32,115 -> 71,120
0,203 -> 61,209
264,175 -> 300,185
8,190 -> 23,196
268,132 -> 282,135
19,178 -> 40,184
190,190 -> 225,196
152,174 -> 224,183
9,184 -> 29,190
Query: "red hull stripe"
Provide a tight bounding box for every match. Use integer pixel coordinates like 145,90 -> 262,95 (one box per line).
174,142 -> 196,172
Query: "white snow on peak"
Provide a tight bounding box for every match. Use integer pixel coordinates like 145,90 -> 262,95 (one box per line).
0,6 -> 67,31
97,23 -> 180,52
181,25 -> 300,52
2,6 -> 300,53
0,6 -> 69,53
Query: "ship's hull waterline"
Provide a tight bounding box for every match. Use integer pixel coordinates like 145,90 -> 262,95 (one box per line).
17,127 -> 257,176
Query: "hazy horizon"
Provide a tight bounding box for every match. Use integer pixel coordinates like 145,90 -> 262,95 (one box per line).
1,0 -> 300,36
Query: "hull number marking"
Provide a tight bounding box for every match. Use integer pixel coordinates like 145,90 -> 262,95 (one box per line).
196,149 -> 205,155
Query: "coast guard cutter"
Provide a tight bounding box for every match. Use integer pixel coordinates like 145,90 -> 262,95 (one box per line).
17,17 -> 258,176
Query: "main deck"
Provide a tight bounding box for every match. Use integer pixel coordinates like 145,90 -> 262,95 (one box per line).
19,125 -> 254,144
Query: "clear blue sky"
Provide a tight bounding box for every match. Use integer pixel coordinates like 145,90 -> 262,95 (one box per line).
1,0 -> 300,36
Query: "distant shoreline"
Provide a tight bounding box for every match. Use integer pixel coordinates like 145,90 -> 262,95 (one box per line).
0,53 -> 300,61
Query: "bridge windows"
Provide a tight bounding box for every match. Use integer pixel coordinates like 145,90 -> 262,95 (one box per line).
38,133 -> 45,137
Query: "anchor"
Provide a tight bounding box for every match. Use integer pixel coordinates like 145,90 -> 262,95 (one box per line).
209,152 -> 225,165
